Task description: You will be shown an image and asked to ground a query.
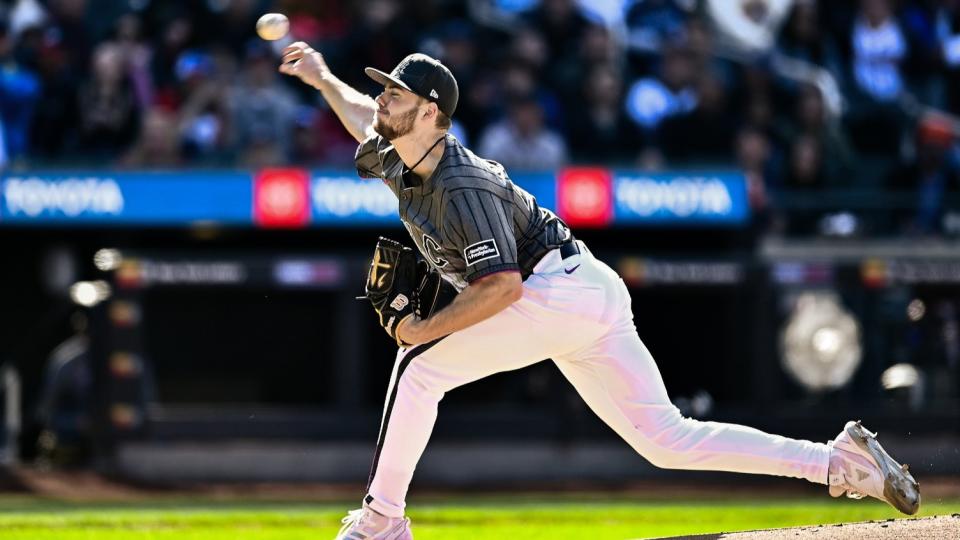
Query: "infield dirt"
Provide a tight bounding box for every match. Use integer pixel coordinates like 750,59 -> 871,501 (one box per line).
650,514 -> 960,539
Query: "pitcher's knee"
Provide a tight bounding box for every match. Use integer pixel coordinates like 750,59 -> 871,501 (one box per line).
632,406 -> 707,469
643,444 -> 697,469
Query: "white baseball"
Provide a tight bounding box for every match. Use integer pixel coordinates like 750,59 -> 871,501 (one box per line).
256,13 -> 289,41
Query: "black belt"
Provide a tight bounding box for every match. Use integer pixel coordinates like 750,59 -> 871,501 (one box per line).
523,236 -> 580,281
559,236 -> 579,259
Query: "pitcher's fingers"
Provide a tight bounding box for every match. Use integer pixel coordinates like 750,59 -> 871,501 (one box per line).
278,61 -> 298,75
281,41 -> 309,55
281,50 -> 304,64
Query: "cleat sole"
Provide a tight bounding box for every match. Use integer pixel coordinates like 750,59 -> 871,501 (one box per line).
845,421 -> 921,515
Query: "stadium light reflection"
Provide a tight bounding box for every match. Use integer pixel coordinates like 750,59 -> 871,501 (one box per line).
93,248 -> 123,271
780,292 -> 863,392
69,280 -> 112,307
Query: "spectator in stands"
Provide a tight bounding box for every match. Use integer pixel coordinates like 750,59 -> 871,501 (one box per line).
478,92 -> 568,170
25,4 -> 83,160
625,45 -> 697,133
337,0 -> 416,92
898,0 -> 945,107
552,23 -> 621,107
851,0 -> 906,102
937,0 -> 960,115
887,114 -> 960,235
782,134 -> 833,234
624,0 -> 691,57
784,133 -> 825,188
0,13 -> 40,166
228,41 -> 298,167
777,0 -> 841,74
736,62 -> 780,136
290,103 -> 359,168
736,126 -> 774,211
211,0 -> 261,57
77,42 -> 140,158
176,50 -> 232,165
452,66 -> 499,144
114,13 -> 154,111
46,0 -> 92,77
778,84 -> 855,185
510,24 -> 550,72
150,14 -> 195,110
567,64 -> 643,164
432,19 -> 478,87
658,71 -> 738,164
685,16 -> 718,72
521,0 -> 590,75
845,0 -> 909,156
26,68 -> 73,161
429,19 -> 489,144
500,27 -> 566,132
119,106 -> 182,168
499,53 -> 564,133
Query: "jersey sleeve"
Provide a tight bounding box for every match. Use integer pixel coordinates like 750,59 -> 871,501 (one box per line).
442,189 -> 520,282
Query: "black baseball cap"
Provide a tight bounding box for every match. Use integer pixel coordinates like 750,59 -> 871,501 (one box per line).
365,53 -> 459,117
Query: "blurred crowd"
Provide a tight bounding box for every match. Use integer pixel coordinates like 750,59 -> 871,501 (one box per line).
1,0 -> 960,233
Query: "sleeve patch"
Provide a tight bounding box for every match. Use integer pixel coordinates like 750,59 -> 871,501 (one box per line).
463,239 -> 500,266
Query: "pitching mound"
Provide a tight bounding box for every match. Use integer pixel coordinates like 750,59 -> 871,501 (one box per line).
650,514 -> 960,539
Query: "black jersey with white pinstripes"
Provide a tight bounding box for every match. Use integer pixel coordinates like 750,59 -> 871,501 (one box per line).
355,133 -> 570,290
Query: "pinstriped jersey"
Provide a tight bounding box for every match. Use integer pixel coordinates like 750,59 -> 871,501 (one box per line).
355,133 -> 570,290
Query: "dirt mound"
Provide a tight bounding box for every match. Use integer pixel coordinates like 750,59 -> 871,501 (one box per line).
649,514 -> 960,539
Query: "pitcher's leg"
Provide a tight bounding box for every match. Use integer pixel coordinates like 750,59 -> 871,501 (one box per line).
554,321 -> 830,485
364,293 -> 589,518
364,342 -> 445,518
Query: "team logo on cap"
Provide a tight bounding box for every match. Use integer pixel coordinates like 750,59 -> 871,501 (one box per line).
430,89 -> 439,99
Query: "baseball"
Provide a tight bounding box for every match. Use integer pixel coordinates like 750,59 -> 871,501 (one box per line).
256,13 -> 289,41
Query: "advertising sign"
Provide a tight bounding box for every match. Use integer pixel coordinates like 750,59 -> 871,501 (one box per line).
612,172 -> 749,225
0,172 -> 252,225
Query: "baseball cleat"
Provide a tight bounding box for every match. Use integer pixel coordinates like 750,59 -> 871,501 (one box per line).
335,506 -> 413,540
827,420 -> 921,515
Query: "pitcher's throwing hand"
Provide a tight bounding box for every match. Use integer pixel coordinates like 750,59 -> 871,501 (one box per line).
278,41 -> 330,89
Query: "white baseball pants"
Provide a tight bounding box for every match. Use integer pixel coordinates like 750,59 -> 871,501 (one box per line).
364,242 -> 831,517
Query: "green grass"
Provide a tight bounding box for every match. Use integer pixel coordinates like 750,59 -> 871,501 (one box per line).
0,495 -> 957,540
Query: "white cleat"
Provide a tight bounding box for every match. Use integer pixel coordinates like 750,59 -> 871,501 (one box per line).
335,506 -> 413,540
827,420 -> 921,515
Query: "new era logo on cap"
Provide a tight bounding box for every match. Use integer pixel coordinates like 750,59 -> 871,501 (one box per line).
364,53 -> 459,117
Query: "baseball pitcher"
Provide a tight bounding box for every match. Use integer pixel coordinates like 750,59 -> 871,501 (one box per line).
279,44 -> 920,540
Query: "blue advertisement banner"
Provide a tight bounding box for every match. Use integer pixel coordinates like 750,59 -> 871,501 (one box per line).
307,173 -> 558,226
612,172 -> 749,225
513,174 -> 557,214
309,173 -> 398,225
0,172 -> 253,225
0,170 -> 749,227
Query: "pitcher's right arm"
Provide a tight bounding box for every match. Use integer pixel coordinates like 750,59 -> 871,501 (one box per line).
279,42 -> 377,143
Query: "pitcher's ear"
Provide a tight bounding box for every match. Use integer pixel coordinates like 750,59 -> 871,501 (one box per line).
422,101 -> 438,121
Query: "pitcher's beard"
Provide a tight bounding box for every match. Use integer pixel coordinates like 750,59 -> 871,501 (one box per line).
374,107 -> 418,140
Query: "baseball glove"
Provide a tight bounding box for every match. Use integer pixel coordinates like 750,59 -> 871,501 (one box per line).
362,237 -> 458,346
